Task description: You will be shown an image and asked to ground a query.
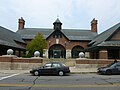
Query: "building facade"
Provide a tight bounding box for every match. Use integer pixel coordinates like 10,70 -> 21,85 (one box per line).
17,17 -> 97,58
85,22 -> 120,59
0,17 -> 119,59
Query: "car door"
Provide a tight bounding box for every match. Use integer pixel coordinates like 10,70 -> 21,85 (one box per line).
112,63 -> 120,74
115,64 -> 120,74
42,63 -> 52,74
51,63 -> 59,74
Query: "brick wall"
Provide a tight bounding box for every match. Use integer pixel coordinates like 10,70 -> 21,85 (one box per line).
47,34 -> 89,49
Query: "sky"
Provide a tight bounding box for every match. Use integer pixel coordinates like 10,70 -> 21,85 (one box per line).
0,0 -> 120,34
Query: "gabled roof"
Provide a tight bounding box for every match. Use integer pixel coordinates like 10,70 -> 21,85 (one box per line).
17,28 -> 97,41
84,22 -> 120,51
0,26 -> 25,49
46,29 -> 69,40
89,22 -> 120,46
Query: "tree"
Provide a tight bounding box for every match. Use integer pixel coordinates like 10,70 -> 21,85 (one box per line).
26,33 -> 47,57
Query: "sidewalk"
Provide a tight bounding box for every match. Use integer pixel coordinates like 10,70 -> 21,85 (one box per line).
0,67 -> 97,74
70,67 -> 97,74
0,70 -> 29,74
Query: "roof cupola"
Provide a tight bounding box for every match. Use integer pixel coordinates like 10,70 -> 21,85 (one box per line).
53,18 -> 62,30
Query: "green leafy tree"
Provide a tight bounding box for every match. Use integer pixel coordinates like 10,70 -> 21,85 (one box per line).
26,33 -> 47,57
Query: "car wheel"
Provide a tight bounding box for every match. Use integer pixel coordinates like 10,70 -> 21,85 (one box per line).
34,70 -> 40,76
97,71 -> 101,75
106,70 -> 112,75
58,71 -> 64,76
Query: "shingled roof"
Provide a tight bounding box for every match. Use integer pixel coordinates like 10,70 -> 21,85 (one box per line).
17,28 -> 97,41
89,22 -> 120,46
0,26 -> 25,49
85,22 -> 120,51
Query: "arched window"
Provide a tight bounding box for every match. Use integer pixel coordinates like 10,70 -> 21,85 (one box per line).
72,46 -> 84,58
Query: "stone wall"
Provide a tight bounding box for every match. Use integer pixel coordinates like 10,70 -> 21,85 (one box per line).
0,55 -> 43,70
76,58 -> 120,68
0,55 -> 120,70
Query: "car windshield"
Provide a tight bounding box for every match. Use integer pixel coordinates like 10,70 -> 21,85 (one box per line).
107,63 -> 115,67
107,62 -> 120,68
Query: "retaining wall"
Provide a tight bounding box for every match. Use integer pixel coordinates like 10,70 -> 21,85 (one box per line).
0,55 -> 119,70
0,55 -> 43,70
76,58 -> 120,68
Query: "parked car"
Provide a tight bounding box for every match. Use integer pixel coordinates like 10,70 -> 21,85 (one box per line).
97,62 -> 120,75
30,62 -> 70,76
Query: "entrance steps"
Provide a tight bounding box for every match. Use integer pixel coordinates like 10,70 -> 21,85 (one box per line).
43,58 -> 75,67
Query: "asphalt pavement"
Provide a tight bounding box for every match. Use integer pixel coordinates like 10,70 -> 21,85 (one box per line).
0,72 -> 120,90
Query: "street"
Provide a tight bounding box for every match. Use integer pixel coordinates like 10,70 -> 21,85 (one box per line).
0,72 -> 120,90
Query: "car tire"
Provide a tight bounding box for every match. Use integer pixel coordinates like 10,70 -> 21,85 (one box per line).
106,70 -> 112,75
58,71 -> 64,76
34,70 -> 40,76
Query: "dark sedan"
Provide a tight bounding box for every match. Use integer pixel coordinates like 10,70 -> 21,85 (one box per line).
30,62 -> 70,76
97,62 -> 120,75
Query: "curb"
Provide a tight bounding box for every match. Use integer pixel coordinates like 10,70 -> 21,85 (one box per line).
70,72 -> 97,74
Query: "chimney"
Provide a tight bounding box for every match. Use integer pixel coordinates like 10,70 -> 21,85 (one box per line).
91,18 -> 98,33
18,17 -> 25,30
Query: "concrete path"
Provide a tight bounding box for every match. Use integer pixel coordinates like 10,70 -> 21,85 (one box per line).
70,67 -> 97,73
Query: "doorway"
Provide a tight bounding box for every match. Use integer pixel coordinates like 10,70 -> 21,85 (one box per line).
49,44 -> 66,58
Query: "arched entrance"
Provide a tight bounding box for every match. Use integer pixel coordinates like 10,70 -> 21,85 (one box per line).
72,45 -> 84,58
48,44 -> 66,58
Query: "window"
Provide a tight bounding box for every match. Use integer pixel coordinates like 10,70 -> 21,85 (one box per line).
116,65 -> 120,68
52,63 -> 61,68
53,31 -> 62,38
115,63 -> 120,68
44,63 -> 52,68
52,63 -> 58,68
57,64 -> 61,67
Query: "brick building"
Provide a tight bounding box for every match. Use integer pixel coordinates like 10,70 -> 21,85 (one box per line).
85,22 -> 120,59
17,17 -> 97,58
0,17 -> 119,59
0,26 -> 26,56
17,17 -> 120,59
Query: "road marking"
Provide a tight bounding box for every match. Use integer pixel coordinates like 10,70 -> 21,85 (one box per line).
0,73 -> 20,81
0,84 -> 120,88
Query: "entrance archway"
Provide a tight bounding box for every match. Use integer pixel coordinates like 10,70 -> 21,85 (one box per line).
48,44 -> 66,58
72,45 -> 84,58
